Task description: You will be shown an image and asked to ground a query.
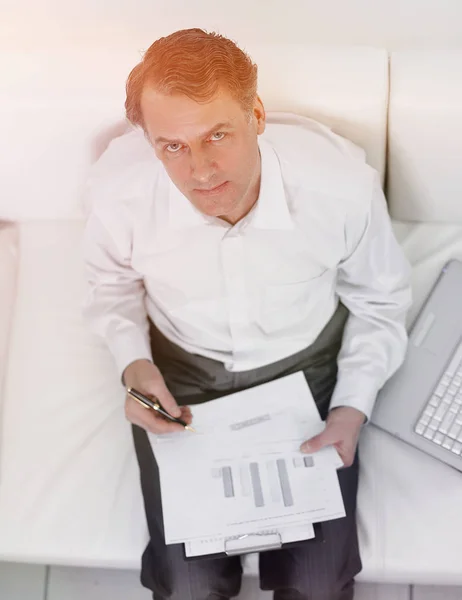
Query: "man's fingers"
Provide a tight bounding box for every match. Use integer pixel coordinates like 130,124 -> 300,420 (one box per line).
145,414 -> 185,434
152,387 -> 182,418
179,406 -> 193,424
300,428 -> 335,454
125,396 -> 185,434
141,411 -> 185,434
340,451 -> 354,468
336,441 -> 357,468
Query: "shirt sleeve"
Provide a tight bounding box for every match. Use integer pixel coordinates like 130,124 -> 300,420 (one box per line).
81,210 -> 153,382
329,171 -> 413,422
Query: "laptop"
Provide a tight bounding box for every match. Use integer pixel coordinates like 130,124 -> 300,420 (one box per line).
370,258 -> 462,471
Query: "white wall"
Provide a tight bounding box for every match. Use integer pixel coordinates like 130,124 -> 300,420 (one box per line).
2,0 -> 462,52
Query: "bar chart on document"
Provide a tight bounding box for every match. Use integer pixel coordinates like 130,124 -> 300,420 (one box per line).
149,371 -> 346,552
212,455 -> 316,508
184,454 -> 320,557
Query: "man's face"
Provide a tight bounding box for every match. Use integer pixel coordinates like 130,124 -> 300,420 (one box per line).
140,87 -> 266,223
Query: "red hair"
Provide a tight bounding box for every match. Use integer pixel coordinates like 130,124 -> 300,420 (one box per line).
125,28 -> 258,131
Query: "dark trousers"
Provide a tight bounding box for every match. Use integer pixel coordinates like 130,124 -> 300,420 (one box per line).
132,302 -> 362,600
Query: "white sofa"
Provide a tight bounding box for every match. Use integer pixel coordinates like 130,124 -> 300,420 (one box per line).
1,42 -> 462,591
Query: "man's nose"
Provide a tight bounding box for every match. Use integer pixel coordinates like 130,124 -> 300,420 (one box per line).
190,150 -> 216,184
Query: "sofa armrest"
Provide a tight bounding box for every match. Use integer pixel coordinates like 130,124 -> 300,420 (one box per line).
0,222 -> 19,476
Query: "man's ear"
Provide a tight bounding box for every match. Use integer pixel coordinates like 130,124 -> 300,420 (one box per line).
253,94 -> 266,134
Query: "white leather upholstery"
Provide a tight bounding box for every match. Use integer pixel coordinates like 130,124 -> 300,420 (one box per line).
387,50 -> 462,224
0,44 -> 388,221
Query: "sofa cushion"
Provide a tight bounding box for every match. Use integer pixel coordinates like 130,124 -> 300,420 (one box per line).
0,221 -> 147,567
387,50 -> 462,224
358,219 -> 462,584
0,44 -> 388,222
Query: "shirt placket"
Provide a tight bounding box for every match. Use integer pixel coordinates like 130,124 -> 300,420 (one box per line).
221,230 -> 249,370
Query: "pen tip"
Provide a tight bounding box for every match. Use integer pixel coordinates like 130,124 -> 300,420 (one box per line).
185,425 -> 196,433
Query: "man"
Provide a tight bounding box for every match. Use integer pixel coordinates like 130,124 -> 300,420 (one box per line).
82,28 -> 412,600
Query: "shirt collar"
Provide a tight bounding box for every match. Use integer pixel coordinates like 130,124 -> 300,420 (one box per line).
167,136 -> 294,230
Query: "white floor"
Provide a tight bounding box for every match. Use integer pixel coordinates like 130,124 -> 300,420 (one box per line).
1,562 -> 462,600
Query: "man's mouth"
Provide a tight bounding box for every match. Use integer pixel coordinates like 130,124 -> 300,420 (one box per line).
194,181 -> 229,196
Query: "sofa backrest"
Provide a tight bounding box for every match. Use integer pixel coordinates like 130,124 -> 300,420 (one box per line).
241,44 -> 388,179
0,43 -> 388,222
387,49 -> 462,224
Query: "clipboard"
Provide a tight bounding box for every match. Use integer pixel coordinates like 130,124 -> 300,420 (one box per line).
183,522 -> 324,561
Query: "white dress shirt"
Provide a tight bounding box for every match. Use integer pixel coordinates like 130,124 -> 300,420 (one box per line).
82,113 -> 412,421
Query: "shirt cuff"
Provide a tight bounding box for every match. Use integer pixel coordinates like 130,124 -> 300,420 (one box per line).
107,325 -> 154,385
328,371 -> 382,424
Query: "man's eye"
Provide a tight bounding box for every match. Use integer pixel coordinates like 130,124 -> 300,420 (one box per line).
210,132 -> 225,141
166,143 -> 182,153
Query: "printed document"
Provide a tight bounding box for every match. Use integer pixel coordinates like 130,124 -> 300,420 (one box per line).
148,371 -> 345,556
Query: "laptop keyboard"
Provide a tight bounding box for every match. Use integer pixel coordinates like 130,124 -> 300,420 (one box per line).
414,340 -> 462,456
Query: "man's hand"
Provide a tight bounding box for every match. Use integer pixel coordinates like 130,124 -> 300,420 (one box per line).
123,359 -> 192,434
300,406 -> 366,468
